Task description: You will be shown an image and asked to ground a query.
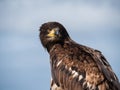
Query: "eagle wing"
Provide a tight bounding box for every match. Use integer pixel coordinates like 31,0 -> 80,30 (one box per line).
50,43 -> 120,90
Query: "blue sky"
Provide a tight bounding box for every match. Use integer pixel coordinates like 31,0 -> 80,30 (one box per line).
0,0 -> 120,90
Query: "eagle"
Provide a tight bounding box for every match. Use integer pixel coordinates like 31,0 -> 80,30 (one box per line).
39,22 -> 120,90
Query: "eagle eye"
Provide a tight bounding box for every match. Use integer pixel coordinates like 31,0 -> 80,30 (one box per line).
54,27 -> 59,35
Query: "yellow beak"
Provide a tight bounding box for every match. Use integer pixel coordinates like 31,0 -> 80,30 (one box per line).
47,29 -> 56,37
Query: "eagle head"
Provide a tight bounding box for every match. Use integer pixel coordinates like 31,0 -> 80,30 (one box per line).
39,22 -> 70,51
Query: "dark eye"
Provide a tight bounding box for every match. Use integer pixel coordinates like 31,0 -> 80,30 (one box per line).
54,27 -> 59,34
55,30 -> 59,35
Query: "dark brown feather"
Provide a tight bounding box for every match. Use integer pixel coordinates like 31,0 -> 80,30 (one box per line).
49,40 -> 120,90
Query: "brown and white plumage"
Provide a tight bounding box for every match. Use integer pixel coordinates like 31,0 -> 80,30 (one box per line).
39,22 -> 120,90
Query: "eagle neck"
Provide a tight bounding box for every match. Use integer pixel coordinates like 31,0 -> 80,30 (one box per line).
47,41 -> 63,53
48,37 -> 71,53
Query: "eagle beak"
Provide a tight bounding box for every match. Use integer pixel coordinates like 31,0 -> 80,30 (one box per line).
47,28 -> 59,37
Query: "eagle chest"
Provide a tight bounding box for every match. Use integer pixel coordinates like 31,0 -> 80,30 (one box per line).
50,48 -> 105,90
50,49 -> 78,88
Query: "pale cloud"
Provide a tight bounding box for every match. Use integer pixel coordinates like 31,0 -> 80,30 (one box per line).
0,0 -> 120,32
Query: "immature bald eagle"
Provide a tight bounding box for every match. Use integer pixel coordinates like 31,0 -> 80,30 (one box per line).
39,22 -> 120,90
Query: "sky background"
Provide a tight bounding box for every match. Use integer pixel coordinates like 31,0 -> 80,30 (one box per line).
0,0 -> 120,90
